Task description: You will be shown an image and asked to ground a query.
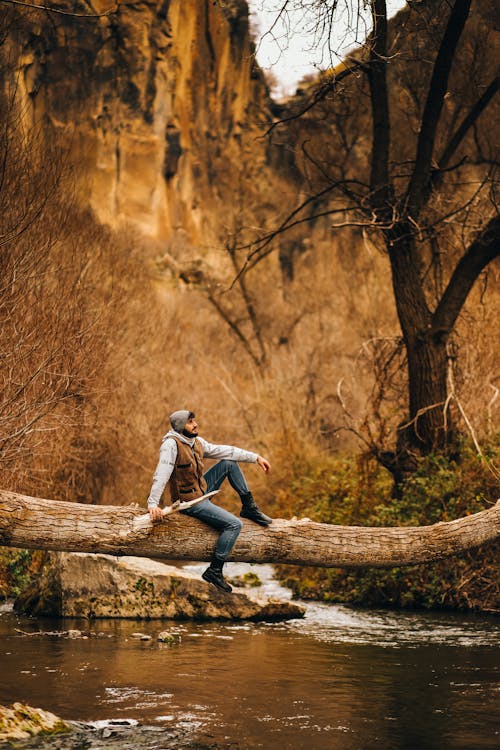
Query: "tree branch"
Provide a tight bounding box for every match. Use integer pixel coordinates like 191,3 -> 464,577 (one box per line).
437,76 -> 500,172
206,292 -> 263,371
232,269 -> 267,366
236,203 -> 360,281
367,0 -> 392,215
432,214 -> 500,334
0,0 -> 117,16
264,60 -> 365,136
406,0 -> 472,219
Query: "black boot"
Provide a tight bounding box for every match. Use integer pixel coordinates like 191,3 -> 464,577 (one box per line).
202,556 -> 232,593
240,492 -> 272,526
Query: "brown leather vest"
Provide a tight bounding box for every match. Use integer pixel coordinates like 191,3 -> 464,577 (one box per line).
169,437 -> 207,503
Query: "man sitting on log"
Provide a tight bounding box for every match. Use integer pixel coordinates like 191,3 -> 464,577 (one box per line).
148,410 -> 272,593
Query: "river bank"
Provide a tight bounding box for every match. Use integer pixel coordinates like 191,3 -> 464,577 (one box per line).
1,563 -> 498,749
275,445 -> 500,612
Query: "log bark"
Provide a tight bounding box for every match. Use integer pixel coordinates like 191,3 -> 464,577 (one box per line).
1,490 -> 499,568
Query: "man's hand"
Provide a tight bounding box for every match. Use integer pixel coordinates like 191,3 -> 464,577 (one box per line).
257,455 -> 271,473
149,506 -> 164,522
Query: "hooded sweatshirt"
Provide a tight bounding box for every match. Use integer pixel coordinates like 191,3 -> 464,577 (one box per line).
147,430 -> 258,509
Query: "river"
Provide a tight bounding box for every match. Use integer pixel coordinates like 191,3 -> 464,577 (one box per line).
0,563 -> 498,750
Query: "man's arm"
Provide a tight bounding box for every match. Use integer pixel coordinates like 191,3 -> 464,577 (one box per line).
198,438 -> 270,472
147,438 -> 177,520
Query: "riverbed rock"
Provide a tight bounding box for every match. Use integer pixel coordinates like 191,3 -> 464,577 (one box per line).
14,552 -> 305,622
0,703 -> 70,741
157,630 -> 182,644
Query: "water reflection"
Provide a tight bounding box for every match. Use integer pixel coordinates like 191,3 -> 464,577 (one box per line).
0,565 -> 498,750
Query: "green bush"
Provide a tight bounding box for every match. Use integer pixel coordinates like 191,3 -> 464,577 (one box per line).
277,440 -> 499,612
0,548 -> 45,599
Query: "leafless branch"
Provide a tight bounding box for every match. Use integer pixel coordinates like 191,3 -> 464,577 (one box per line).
366,0 -> 392,214
432,214 -> 500,334
263,59 -> 365,136
0,0 -> 118,17
406,0 -> 472,218
437,76 -> 499,174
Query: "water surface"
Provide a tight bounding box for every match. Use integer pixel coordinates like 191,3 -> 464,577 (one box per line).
0,563 -> 498,749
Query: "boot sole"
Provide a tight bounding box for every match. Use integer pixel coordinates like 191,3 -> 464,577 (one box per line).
201,571 -> 232,593
240,514 -> 272,526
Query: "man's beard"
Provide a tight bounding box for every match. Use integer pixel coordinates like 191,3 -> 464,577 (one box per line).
182,428 -> 197,438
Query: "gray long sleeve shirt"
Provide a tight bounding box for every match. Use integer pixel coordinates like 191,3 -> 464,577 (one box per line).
147,429 -> 258,508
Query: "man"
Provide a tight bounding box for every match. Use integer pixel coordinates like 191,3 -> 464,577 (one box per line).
148,410 -> 272,593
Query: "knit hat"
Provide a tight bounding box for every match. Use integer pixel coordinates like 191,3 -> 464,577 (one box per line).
169,410 -> 195,432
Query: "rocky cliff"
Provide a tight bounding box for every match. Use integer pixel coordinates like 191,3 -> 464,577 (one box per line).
5,0 -> 274,247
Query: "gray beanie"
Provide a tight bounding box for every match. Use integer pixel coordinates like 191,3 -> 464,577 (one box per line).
169,410 -> 195,432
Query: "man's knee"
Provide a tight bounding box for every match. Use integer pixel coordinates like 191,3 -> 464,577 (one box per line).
218,459 -> 237,472
228,515 -> 243,532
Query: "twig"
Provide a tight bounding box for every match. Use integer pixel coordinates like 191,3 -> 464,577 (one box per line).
336,378 -> 352,419
263,60 -> 365,136
447,363 -> 500,481
14,627 -> 66,636
487,383 -> 499,434
0,0 -> 118,16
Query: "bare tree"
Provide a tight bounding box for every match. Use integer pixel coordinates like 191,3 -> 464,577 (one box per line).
247,0 -> 499,477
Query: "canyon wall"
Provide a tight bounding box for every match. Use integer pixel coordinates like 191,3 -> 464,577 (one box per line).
5,1 -> 274,244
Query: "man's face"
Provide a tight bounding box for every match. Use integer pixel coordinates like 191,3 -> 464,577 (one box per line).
183,417 -> 198,437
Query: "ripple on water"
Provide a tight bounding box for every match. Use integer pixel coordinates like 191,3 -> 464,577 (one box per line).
201,563 -> 500,649
103,686 -> 174,709
283,601 -> 500,648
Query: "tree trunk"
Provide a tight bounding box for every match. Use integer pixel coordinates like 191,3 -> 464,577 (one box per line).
385,227 -> 455,463
0,490 -> 498,569
405,333 -> 451,453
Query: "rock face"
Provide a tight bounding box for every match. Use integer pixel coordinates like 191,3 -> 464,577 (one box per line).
3,0 -> 271,245
14,552 -> 305,622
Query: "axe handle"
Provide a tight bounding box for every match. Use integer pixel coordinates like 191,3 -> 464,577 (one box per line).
133,490 -> 220,530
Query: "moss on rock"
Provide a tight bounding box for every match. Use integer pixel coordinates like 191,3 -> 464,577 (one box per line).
0,702 -> 70,742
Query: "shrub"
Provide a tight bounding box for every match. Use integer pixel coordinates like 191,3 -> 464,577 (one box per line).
277,440 -> 499,612
0,548 -> 45,600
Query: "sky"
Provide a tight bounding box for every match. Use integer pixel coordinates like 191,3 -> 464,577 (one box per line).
248,0 -> 407,98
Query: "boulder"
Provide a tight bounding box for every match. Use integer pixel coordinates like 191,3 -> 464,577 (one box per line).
14,552 -> 305,622
0,703 -> 70,742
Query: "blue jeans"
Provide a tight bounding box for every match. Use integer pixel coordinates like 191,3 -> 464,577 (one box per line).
180,460 -> 248,561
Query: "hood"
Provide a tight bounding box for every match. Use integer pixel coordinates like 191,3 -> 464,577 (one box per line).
162,429 -> 196,447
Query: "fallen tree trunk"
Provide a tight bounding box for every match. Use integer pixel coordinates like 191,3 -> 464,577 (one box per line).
0,490 -> 498,568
